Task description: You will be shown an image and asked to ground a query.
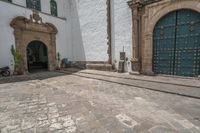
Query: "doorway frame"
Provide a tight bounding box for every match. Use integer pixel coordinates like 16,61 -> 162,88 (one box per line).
128,0 -> 200,76
10,11 -> 57,74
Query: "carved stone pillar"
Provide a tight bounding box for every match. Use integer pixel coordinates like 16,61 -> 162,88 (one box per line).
49,33 -> 57,71
128,0 -> 143,74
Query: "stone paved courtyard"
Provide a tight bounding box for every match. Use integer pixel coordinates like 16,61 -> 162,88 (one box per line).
0,71 -> 200,133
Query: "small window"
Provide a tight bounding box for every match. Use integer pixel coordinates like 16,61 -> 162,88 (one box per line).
50,0 -> 57,16
26,0 -> 41,11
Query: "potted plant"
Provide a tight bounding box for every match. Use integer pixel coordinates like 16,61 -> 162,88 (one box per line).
11,45 -> 23,75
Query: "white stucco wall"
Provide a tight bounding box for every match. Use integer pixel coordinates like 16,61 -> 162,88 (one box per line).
12,0 -> 26,6
12,0 -> 67,18
71,0 -> 108,61
0,0 -> 133,72
112,0 -> 132,72
0,0 -> 72,70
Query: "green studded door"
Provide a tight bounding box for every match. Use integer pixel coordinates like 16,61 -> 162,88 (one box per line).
153,9 -> 200,77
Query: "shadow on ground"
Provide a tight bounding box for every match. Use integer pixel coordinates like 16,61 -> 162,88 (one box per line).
0,69 -> 82,84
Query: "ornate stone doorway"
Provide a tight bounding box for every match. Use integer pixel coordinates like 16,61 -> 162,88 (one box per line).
128,0 -> 200,77
10,10 -> 58,74
27,41 -> 48,73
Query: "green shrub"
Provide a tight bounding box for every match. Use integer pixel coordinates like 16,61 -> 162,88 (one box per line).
11,45 -> 23,74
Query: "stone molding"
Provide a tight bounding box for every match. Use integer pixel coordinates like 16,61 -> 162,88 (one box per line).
128,0 -> 143,72
10,10 -> 58,73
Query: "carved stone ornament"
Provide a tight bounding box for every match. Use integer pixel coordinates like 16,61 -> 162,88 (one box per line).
10,10 -> 58,74
10,10 -> 57,34
30,10 -> 43,24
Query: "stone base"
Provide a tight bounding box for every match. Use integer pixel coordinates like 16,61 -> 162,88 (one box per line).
129,71 -> 140,75
118,60 -> 125,73
131,61 -> 140,72
141,70 -> 155,76
86,63 -> 112,71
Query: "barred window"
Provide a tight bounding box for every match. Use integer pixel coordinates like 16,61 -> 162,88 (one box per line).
26,0 -> 41,11
50,0 -> 57,16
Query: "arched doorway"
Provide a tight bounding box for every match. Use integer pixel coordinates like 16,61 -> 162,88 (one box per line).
10,11 -> 57,74
27,41 -> 48,73
153,9 -> 200,77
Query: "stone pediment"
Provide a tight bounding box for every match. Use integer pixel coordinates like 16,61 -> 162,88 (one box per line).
10,10 -> 57,34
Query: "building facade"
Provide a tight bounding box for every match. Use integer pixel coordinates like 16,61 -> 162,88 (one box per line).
0,0 -> 133,73
0,0 -> 199,77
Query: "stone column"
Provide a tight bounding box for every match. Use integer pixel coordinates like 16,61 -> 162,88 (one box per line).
128,1 -> 142,74
49,33 -> 57,71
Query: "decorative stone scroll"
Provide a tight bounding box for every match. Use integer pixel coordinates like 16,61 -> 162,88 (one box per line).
30,10 -> 43,24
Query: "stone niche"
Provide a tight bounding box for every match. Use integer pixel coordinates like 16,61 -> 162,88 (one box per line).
10,10 -> 58,73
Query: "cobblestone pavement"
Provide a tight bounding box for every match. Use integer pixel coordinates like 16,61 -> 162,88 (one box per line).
0,72 -> 200,133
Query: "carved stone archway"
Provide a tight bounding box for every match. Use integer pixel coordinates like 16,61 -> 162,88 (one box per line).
128,0 -> 200,75
10,10 -> 58,73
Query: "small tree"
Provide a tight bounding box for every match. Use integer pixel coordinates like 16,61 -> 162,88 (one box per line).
11,45 -> 23,74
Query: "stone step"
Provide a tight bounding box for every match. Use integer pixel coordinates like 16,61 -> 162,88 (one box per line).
62,69 -> 200,99
86,63 -> 112,71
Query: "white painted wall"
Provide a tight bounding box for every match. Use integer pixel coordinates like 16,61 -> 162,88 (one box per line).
71,0 -> 108,61
12,0 -> 67,18
0,0 -> 72,70
12,0 -> 26,6
41,0 -> 50,14
112,0 -> 132,72
0,0 -> 133,72
69,0 -> 85,61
